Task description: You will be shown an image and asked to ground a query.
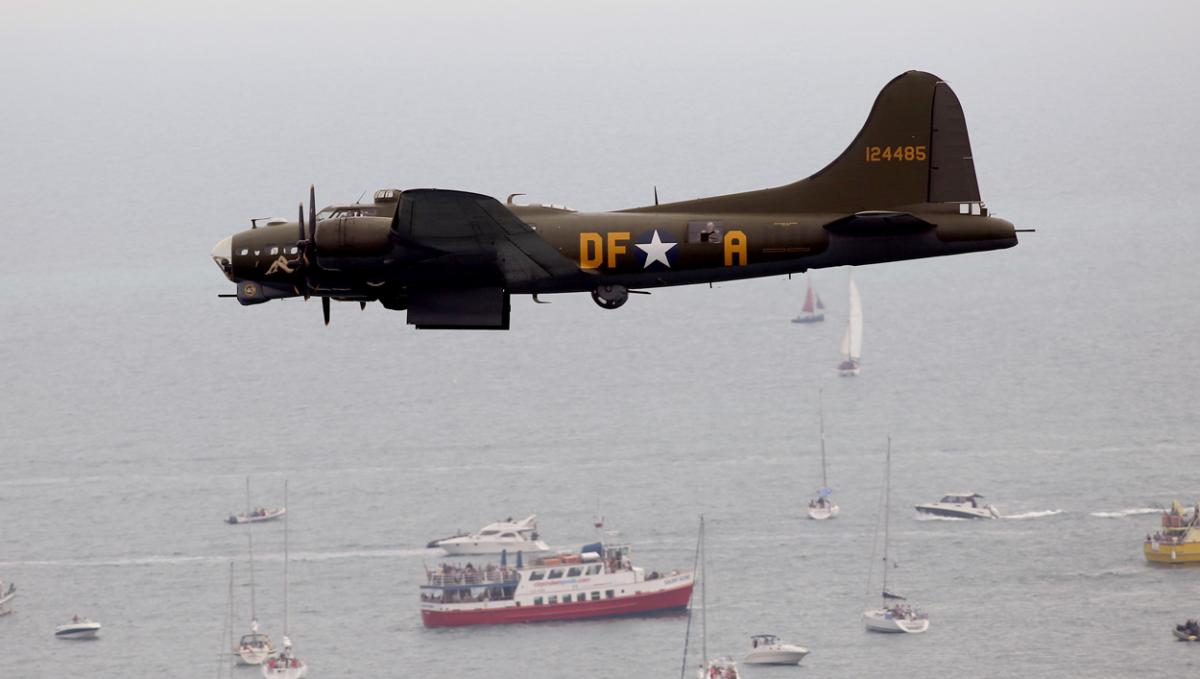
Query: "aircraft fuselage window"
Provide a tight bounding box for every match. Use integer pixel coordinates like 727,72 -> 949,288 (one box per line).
270,247 -> 279,255
687,220 -> 724,244
239,249 -> 249,255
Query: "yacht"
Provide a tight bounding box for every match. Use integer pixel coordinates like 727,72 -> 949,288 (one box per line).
743,634 -> 809,665
55,616 -> 102,639
863,438 -> 930,635
914,493 -> 999,519
431,514 -> 553,557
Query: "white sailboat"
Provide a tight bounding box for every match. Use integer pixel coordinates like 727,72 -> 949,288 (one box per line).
806,390 -> 839,520
791,275 -> 826,323
681,516 -> 740,679
862,438 -> 929,634
837,272 -> 863,376
235,522 -> 276,665
263,480 -> 307,679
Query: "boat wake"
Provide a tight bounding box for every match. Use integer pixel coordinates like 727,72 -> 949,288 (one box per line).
1090,508 -> 1162,518
1001,510 -> 1064,520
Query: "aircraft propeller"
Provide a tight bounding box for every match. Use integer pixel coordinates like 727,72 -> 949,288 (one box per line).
285,185 -> 331,325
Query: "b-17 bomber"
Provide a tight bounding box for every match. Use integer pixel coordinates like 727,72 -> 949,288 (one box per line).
211,71 -> 1022,330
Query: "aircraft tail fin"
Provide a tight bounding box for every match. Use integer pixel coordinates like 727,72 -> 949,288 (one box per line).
634,71 -> 982,213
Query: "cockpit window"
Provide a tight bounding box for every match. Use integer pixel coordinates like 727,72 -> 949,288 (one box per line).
318,207 -> 380,220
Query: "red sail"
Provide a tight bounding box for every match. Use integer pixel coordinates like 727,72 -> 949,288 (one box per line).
802,285 -> 815,313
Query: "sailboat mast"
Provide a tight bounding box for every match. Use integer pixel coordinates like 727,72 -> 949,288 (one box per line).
679,516 -> 704,679
818,389 -> 828,487
882,436 -> 891,598
245,476 -> 251,516
248,529 -> 257,622
700,514 -> 707,663
283,479 -> 289,638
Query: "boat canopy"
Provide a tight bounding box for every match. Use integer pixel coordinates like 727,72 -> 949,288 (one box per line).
818,487 -> 833,497
882,590 -> 907,600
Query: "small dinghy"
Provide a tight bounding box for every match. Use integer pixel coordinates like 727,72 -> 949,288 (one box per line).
1175,620 -> 1200,641
0,580 -> 15,616
227,477 -> 287,524
56,615 -> 101,639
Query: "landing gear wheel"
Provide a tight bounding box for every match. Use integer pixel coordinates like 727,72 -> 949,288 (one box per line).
591,285 -> 629,309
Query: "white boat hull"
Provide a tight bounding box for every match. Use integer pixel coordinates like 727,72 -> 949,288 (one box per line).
237,646 -> 276,666
744,646 -> 809,665
863,608 -> 929,634
262,662 -> 307,679
55,622 -> 102,639
0,590 -> 14,616
807,503 -> 839,520
914,503 -> 998,520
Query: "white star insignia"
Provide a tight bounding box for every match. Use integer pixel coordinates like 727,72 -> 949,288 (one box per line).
635,229 -> 677,268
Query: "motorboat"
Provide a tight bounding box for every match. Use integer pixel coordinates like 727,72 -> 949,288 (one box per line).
699,656 -> 740,679
431,514 -> 553,557
1175,620 -> 1200,641
914,493 -> 999,519
863,438 -> 930,635
863,601 -> 930,634
0,580 -> 14,616
743,634 -> 809,665
227,507 -> 287,525
1145,500 -> 1200,563
55,616 -> 102,639
227,477 -> 287,524
261,636 -> 307,679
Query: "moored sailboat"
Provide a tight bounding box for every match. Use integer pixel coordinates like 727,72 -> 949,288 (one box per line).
235,523 -> 275,665
863,438 -> 929,634
838,272 -> 863,376
806,390 -> 839,520
791,275 -> 825,323
262,481 -> 307,679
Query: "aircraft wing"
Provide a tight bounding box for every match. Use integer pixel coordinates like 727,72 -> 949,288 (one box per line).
392,188 -> 580,284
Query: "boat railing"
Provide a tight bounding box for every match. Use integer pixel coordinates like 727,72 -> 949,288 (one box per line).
425,566 -> 519,587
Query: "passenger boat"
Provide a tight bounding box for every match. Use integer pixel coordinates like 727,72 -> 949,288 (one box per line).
838,272 -> 863,376
914,493 -> 999,519
743,634 -> 809,665
863,438 -> 929,634
1144,501 -> 1200,563
55,616 -> 102,639
791,275 -> 825,323
420,535 -> 693,627
0,580 -> 14,616
430,514 -> 553,557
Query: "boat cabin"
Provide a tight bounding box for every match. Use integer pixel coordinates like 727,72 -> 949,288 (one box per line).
750,634 -> 779,648
939,493 -> 984,507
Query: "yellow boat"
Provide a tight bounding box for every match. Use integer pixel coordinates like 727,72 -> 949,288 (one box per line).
1144,501 -> 1200,564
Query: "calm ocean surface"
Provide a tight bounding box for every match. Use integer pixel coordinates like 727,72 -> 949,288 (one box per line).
1,2 -> 1198,677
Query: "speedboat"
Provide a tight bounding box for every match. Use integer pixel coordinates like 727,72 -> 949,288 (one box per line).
699,656 -> 740,679
914,493 -> 998,519
55,616 -> 102,639
0,580 -> 14,616
743,634 -> 809,665
431,514 -> 552,557
863,603 -> 929,634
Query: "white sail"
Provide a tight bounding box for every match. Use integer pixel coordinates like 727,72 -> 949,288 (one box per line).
839,274 -> 863,360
